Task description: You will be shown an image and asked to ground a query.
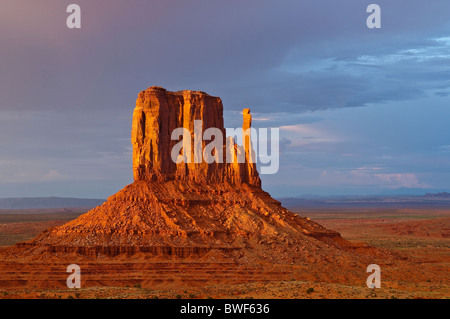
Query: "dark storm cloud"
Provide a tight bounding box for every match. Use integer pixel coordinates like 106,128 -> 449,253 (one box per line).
2,0 -> 450,113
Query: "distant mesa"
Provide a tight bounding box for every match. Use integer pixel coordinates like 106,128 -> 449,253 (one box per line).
2,86 -> 383,265
0,197 -> 105,210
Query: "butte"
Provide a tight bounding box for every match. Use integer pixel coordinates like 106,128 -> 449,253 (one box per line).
0,86 -> 390,288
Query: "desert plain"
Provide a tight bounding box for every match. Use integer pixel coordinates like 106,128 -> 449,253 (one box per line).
0,206 -> 448,299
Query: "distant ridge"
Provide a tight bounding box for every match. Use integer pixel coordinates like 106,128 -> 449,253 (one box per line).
425,192 -> 450,198
0,197 -> 105,210
278,193 -> 450,209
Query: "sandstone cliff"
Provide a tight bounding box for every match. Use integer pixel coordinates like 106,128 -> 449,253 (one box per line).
132,86 -> 260,186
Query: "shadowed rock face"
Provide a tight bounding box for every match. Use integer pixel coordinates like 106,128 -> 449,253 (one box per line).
131,86 -> 260,186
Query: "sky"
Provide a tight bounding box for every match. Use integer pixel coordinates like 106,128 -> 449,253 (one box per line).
1,0 -> 450,198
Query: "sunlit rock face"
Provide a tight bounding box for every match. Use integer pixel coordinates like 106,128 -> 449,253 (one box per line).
131,86 -> 260,186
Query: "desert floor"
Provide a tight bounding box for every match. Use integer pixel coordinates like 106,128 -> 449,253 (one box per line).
0,207 -> 448,299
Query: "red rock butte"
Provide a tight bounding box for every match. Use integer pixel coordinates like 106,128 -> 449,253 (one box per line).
131,86 -> 260,185
3,86 -> 384,266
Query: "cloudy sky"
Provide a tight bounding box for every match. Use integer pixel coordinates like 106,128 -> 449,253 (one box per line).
1,0 -> 450,198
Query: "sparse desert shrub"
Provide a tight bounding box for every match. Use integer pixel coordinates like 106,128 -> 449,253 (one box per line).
176,294 -> 182,299
306,288 -> 314,294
